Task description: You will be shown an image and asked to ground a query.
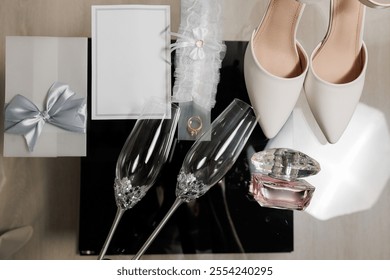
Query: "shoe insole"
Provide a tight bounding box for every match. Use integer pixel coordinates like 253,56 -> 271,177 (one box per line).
253,0 -> 304,78
313,0 -> 365,84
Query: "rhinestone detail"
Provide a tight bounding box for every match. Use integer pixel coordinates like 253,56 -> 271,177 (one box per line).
114,177 -> 148,210
176,170 -> 209,202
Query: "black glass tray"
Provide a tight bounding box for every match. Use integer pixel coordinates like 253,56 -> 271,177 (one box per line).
79,41 -> 293,256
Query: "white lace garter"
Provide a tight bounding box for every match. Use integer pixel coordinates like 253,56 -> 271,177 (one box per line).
171,0 -> 226,110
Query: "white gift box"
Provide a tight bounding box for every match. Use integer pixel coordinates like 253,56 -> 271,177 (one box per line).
4,36 -> 88,157
91,5 -> 171,120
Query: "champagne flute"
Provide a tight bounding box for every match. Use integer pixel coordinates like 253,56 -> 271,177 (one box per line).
132,99 -> 257,259
98,103 -> 180,260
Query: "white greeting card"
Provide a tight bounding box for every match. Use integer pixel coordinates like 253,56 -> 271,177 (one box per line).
91,5 -> 171,119
4,36 -> 87,157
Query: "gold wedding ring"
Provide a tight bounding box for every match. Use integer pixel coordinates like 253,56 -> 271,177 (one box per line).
187,115 -> 203,137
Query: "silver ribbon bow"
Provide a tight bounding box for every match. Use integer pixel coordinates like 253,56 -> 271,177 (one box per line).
4,82 -> 87,152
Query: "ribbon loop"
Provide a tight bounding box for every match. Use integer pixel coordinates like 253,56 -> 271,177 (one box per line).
170,27 -> 208,60
4,82 -> 86,152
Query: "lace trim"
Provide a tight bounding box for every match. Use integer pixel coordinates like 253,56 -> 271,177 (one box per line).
171,0 -> 226,110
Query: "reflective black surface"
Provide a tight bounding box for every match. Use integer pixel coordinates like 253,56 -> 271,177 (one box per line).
79,41 -> 293,256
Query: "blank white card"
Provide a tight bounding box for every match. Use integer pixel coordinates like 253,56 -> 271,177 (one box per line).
92,5 -> 171,119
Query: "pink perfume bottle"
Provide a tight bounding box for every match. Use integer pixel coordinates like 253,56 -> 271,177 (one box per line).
250,148 -> 320,210
250,174 -> 315,210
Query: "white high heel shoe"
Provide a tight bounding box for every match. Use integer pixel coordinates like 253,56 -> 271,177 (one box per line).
304,0 -> 389,144
244,0 -> 308,139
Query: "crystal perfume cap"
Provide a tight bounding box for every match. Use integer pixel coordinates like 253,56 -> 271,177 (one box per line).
251,148 -> 321,181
